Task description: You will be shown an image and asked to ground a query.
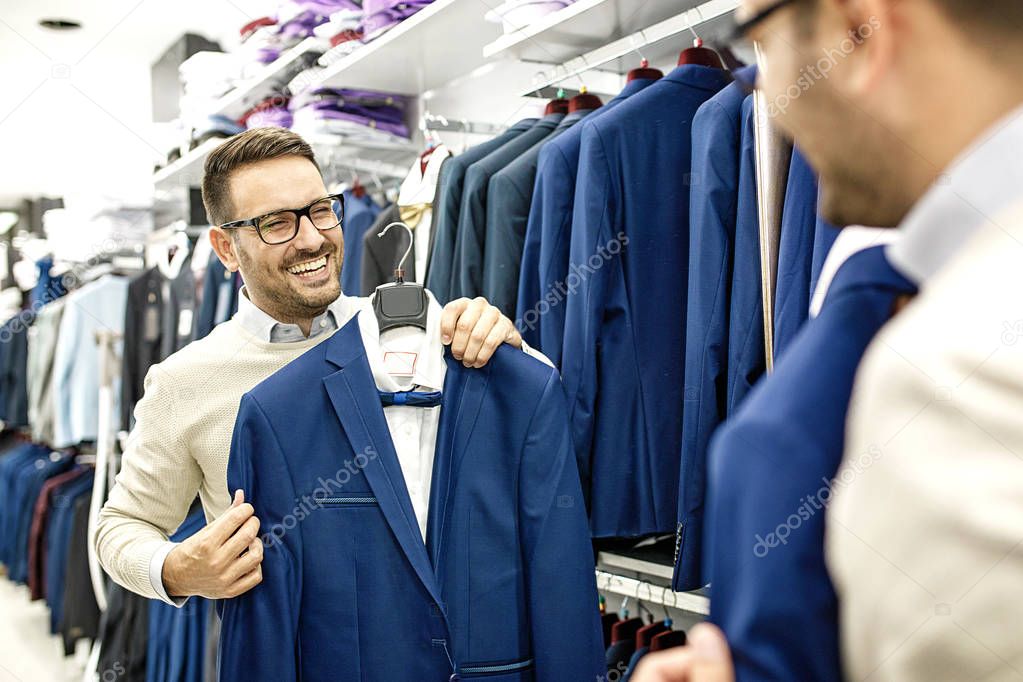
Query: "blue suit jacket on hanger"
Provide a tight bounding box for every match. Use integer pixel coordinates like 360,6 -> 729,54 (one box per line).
341,192 -> 382,297
482,109 -> 593,318
426,118 -> 538,304
705,246 -> 915,681
725,96 -> 764,417
516,78 -> 658,363
220,315 -> 604,682
673,77 -> 749,591
452,114 -> 564,300
773,148 -> 820,360
560,64 -> 732,539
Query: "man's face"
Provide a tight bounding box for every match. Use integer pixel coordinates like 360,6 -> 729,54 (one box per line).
742,0 -> 918,228
226,155 -> 343,322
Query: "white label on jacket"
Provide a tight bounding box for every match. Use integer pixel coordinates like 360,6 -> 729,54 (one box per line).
383,351 -> 417,377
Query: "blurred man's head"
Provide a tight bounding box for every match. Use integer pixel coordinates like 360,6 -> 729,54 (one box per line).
202,127 -> 343,326
738,0 -> 1023,227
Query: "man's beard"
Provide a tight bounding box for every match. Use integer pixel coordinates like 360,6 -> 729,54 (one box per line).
237,242 -> 342,323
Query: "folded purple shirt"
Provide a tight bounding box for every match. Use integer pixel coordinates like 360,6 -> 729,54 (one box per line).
361,0 -> 435,41
292,106 -> 410,138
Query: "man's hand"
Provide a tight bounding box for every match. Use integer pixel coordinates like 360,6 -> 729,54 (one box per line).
162,490 -> 264,599
440,297 -> 522,368
632,624 -> 735,682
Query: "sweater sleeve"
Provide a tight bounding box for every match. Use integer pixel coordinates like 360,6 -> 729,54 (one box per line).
94,362 -> 204,600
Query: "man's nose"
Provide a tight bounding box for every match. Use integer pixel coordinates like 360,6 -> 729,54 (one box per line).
291,215 -> 325,251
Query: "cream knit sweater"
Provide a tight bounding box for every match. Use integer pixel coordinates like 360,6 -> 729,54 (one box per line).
95,318 -> 330,600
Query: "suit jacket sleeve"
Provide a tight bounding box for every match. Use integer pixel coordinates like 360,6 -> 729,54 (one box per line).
219,394 -> 302,682
483,173 -> 531,318
559,125 -> 616,497
453,167 -> 489,300
519,369 -> 605,681
515,160 -> 550,349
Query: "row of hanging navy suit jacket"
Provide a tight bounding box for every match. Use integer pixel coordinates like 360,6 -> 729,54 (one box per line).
418,63 -> 840,591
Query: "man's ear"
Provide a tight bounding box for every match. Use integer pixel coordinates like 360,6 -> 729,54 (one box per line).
209,226 -> 241,273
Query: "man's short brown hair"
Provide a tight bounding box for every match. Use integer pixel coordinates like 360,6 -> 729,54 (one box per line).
201,127 -> 319,226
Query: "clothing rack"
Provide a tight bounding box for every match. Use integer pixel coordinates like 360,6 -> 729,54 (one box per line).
86,329 -> 123,615
420,113 -> 506,136
524,0 -> 740,97
596,570 -> 710,616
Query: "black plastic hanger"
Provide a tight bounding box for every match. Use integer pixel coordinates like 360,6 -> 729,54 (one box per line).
374,222 -> 428,333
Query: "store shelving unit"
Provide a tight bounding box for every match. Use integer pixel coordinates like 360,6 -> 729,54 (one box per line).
210,36 -> 323,120
312,0 -> 502,95
152,137 -> 225,191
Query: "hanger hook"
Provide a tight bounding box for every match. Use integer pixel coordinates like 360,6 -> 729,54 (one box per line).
660,587 -> 673,625
378,221 -> 414,279
630,30 -> 648,63
687,8 -> 704,45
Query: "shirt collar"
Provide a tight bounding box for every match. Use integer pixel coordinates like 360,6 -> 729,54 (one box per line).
234,285 -> 357,343
889,103 -> 1023,284
397,144 -> 451,207
355,291 -> 446,392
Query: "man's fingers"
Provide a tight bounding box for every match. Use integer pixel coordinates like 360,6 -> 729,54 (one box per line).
448,298 -> 486,359
632,648 -> 697,682
224,566 -> 263,598
688,623 -> 734,682
206,502 -> 255,546
232,489 -> 244,507
460,305 -> 501,366
439,298 -> 470,344
470,318 -> 509,368
225,536 -> 264,583
221,515 -> 261,560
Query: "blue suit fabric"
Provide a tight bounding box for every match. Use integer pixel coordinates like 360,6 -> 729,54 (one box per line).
452,114 -> 564,301
45,470 -> 95,634
559,64 -> 732,539
427,118 -> 538,304
147,509 -> 209,682
705,246 -> 915,681
482,109 -> 593,318
725,95 -> 765,419
673,76 -> 750,591
341,191 -> 383,296
220,314 -> 604,681
810,216 -> 841,303
773,148 -> 821,360
515,78 -> 658,364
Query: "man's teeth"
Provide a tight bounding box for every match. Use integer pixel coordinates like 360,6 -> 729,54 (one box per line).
287,256 -> 327,275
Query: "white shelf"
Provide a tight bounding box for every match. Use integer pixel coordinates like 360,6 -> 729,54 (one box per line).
483,0 -> 715,63
153,133 -> 416,190
313,0 -> 502,95
153,137 -> 225,190
521,0 -> 740,97
211,37 -> 323,121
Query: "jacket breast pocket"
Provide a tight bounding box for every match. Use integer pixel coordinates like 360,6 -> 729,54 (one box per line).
315,493 -> 379,507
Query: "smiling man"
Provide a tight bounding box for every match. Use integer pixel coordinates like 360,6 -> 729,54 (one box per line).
95,127 -> 545,604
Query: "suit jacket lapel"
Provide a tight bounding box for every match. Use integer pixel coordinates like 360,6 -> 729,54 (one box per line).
426,353 -> 490,573
322,317 -> 444,607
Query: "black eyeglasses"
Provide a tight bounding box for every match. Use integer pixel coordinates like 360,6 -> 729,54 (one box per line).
730,0 -> 799,42
220,193 -> 345,245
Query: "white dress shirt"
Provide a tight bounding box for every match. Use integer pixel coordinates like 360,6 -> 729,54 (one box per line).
397,144 -> 452,282
355,295 -> 446,541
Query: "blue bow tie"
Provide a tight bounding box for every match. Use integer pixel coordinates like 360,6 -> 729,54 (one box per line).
379,390 -> 443,407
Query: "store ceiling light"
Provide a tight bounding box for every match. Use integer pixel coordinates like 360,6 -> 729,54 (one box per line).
39,18 -> 82,31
